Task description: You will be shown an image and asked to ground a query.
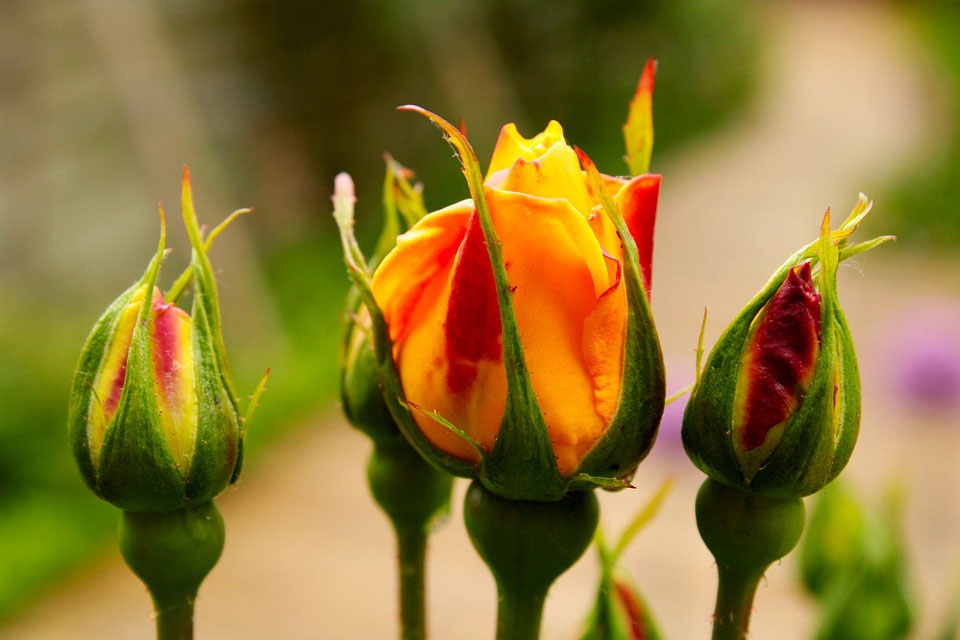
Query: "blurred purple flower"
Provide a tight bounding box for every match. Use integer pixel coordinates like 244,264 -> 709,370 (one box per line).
885,298 -> 960,410
654,364 -> 693,455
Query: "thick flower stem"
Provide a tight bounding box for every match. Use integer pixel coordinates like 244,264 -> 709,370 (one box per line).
495,588 -> 547,640
463,481 -> 599,640
711,566 -> 762,640
117,501 -> 225,640
695,479 -> 805,640
153,594 -> 195,640
367,441 -> 453,640
395,524 -> 428,640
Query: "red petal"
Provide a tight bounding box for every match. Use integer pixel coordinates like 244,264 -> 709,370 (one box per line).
740,262 -> 821,451
617,174 -> 660,295
444,211 -> 502,392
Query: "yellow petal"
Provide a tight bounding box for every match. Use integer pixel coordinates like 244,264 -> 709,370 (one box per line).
486,120 -> 566,178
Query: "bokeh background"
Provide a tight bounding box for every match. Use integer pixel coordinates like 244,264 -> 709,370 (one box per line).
0,0 -> 958,638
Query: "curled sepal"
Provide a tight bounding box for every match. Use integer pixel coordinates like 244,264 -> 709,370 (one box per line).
398,105 -> 567,501
682,200 -> 887,498
331,172 -> 477,480
572,148 -> 665,491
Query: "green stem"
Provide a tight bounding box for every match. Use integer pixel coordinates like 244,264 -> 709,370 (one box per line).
367,442 -> 453,640
395,524 -> 428,640
153,594 -> 195,640
711,567 -> 762,640
495,588 -> 546,640
117,501 -> 225,640
694,479 -> 805,640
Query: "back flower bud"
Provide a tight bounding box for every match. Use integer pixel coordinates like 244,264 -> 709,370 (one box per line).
68,170 -> 257,512
682,198 -> 891,498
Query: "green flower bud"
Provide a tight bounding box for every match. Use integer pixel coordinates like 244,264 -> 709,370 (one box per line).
68,170 -> 247,512
341,299 -> 400,446
683,205 -> 889,498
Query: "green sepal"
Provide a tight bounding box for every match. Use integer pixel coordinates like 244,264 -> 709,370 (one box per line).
68,279 -> 147,495
401,105 -> 567,501
183,287 -> 241,502
180,170 -> 246,485
682,208 -> 873,498
94,220 -> 189,512
572,149 -> 665,489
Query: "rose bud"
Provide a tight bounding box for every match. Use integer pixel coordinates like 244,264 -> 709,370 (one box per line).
334,85 -> 666,500
580,479 -> 671,640
579,575 -> 661,640
340,161 -> 426,446
68,170 -> 256,513
682,201 -> 892,498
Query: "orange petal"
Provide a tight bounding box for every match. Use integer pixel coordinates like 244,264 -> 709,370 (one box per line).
371,202 -> 472,341
582,252 -> 627,425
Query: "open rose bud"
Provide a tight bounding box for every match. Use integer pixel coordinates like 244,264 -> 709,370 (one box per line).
334,66 -> 665,501
68,171 -> 251,513
682,201 -> 891,498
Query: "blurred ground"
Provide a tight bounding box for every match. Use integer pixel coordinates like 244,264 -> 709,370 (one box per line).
3,1 -> 959,639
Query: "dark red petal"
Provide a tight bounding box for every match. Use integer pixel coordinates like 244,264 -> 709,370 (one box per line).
618,174 -> 660,295
444,210 -> 502,392
740,262 -> 821,451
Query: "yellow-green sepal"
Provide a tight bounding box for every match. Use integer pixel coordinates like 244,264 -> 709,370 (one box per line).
572,148 -> 665,489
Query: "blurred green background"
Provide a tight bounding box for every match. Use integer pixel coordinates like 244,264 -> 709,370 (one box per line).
0,0 -> 957,637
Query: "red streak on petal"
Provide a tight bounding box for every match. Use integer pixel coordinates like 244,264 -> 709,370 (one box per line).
104,356 -> 128,419
444,211 -> 502,393
741,262 -> 821,451
151,295 -> 184,402
619,175 -> 660,295
615,581 -> 648,640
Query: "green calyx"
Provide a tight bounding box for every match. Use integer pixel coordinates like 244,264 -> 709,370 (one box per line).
695,479 -> 805,640
367,441 -> 453,532
682,198 -> 890,498
118,500 -> 225,639
68,172 -> 265,512
464,481 -> 599,640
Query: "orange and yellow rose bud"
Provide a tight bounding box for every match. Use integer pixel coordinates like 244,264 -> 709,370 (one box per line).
334,96 -> 662,502
682,199 -> 892,498
68,170 -> 254,513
